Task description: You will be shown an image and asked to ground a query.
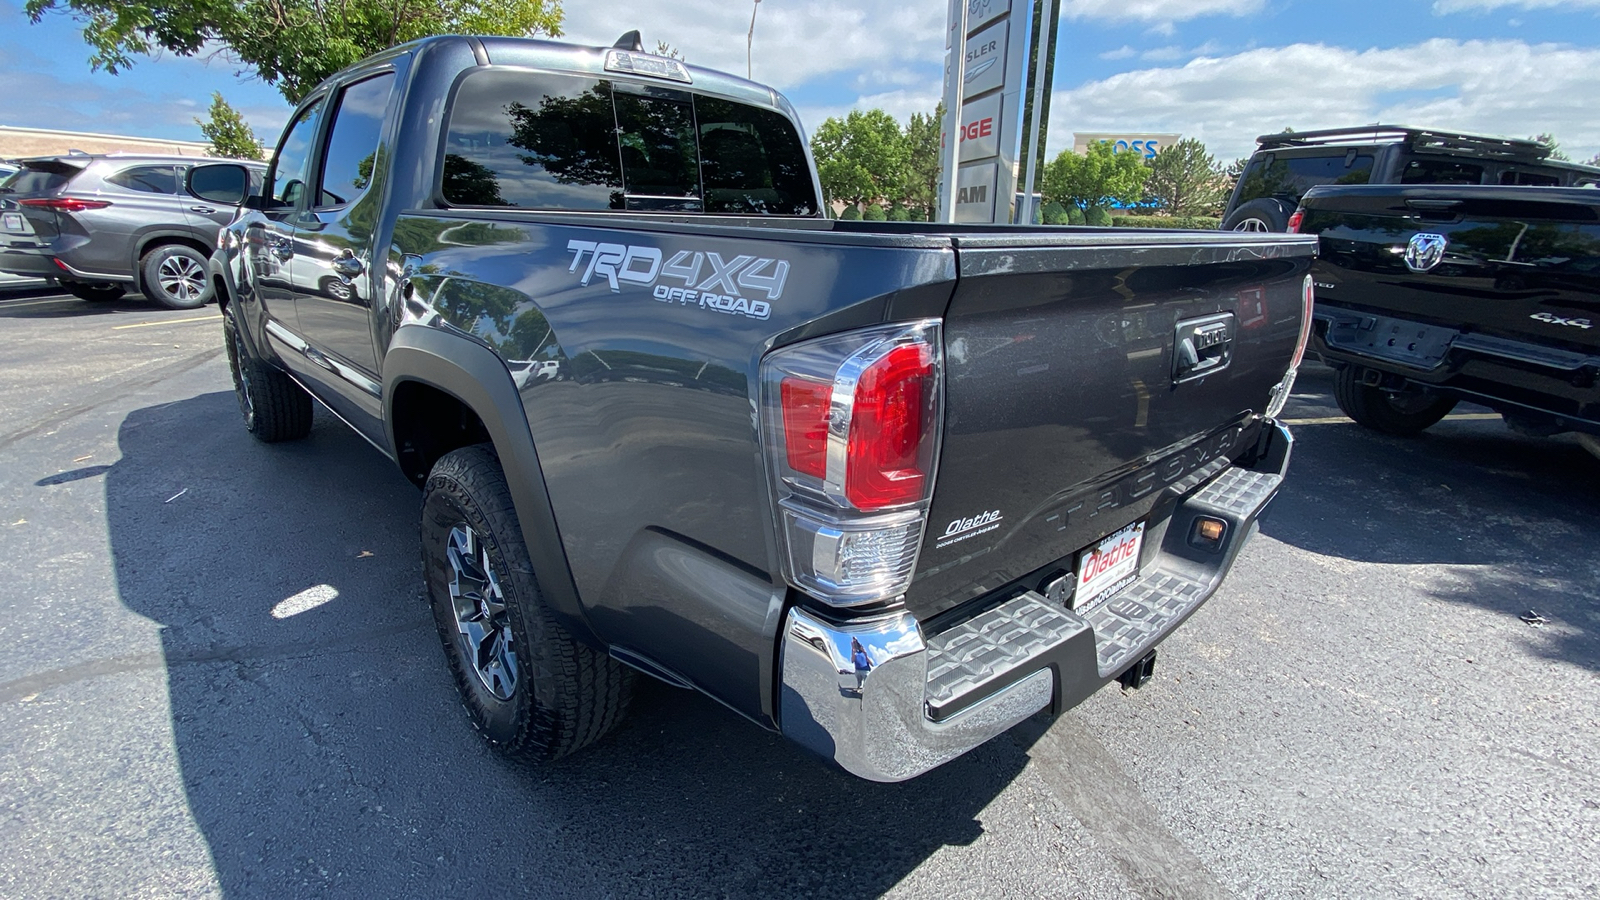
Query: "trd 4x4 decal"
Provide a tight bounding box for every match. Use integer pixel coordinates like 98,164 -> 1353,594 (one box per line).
567,240 -> 789,321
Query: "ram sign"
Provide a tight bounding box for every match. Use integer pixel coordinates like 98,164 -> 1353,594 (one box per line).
1072,132 -> 1183,160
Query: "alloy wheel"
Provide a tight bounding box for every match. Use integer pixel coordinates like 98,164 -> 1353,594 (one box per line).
446,524 -> 519,700
157,254 -> 207,304
1232,217 -> 1271,233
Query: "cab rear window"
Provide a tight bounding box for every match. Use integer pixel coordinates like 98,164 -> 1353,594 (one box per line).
441,68 -> 817,216
1237,153 -> 1374,205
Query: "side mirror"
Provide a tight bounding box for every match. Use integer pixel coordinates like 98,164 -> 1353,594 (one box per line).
187,163 -> 250,206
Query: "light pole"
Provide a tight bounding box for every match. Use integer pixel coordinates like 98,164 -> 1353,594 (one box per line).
748,0 -> 761,80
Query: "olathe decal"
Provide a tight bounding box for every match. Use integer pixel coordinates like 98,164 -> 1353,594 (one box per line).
566,240 -> 788,321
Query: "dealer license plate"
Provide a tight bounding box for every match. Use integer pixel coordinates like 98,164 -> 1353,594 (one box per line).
1074,522 -> 1144,612
2,213 -> 23,232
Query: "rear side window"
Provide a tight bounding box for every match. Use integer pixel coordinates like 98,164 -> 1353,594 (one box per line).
1237,153 -> 1374,204
1402,158 -> 1484,185
1,161 -> 83,195
441,68 -> 817,215
1500,169 -> 1560,187
316,72 -> 396,207
106,165 -> 181,194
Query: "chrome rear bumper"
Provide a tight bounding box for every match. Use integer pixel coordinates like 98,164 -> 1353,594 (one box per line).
778,420 -> 1292,782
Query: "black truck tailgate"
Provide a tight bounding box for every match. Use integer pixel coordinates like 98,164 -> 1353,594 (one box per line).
908,232 -> 1315,621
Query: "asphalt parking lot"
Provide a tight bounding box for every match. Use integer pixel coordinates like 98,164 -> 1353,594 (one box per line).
1,287 -> 1596,899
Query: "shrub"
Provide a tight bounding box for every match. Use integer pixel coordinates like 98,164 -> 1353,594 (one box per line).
1067,206 -> 1086,226
863,203 -> 887,221
839,204 -> 862,221
1110,215 -> 1223,230
887,202 -> 910,222
1041,201 -> 1068,226
1085,206 -> 1113,227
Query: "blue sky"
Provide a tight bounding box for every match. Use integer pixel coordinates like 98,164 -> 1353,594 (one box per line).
3,0 -> 1599,162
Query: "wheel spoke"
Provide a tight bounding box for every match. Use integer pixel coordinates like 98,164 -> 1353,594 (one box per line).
445,523 -> 518,700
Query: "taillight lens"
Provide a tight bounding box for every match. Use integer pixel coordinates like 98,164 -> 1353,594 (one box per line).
1286,208 -> 1305,233
19,197 -> 112,213
763,321 -> 943,606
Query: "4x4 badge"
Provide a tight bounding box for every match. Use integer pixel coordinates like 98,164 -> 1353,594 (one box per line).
1404,233 -> 1448,273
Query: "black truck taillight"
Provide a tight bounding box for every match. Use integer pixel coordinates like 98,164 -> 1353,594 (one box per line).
1286,208 -> 1305,233
761,321 -> 942,606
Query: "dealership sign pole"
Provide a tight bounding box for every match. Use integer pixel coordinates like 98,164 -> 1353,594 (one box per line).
939,0 -> 1053,224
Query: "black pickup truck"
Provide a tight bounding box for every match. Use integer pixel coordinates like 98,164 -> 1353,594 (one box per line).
1295,184 -> 1600,443
204,34 -> 1313,781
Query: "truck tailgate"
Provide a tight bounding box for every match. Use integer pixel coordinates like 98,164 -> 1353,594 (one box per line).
908,233 -> 1315,621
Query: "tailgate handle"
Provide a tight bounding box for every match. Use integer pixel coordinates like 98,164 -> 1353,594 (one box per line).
1173,313 -> 1235,383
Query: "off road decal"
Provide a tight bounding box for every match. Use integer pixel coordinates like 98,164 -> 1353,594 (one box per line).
566,240 -> 788,321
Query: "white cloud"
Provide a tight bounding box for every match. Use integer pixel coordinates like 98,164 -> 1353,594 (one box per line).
1046,39 -> 1600,162
1061,0 -> 1265,24
561,1 -> 945,91
1100,45 -> 1137,60
1434,0 -> 1600,11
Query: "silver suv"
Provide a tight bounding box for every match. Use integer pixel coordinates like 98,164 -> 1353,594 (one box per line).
0,154 -> 265,308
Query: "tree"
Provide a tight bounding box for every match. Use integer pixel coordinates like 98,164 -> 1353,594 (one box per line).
654,41 -> 682,60
810,109 -> 908,208
1041,141 -> 1149,213
1585,153 -> 1600,168
1533,133 -> 1571,162
1222,156 -> 1248,199
26,0 -> 563,104
1144,138 -> 1225,217
900,103 -> 943,219
195,91 -> 262,160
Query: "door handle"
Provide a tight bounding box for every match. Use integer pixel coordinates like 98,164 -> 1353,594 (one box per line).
333,250 -> 364,279
190,205 -> 218,215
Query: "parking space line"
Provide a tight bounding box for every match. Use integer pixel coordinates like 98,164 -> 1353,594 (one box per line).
1283,413 -> 1502,426
111,314 -> 223,330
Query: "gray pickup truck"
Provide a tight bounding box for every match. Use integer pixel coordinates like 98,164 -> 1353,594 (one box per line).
206,34 -> 1313,781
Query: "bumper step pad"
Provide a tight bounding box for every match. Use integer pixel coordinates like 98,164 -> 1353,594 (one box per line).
925,592 -> 1086,719
924,464 -> 1285,712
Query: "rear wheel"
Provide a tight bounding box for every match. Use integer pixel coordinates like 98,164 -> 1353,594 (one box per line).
422,444 -> 634,761
62,281 -> 124,302
1222,198 -> 1291,233
1333,365 -> 1458,435
223,303 -> 312,442
141,244 -> 213,309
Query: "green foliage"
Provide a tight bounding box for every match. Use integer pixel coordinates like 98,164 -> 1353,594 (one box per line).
810,108 -> 909,207
1042,141 -> 1149,212
839,204 -> 862,221
1067,205 -> 1086,226
1144,138 -> 1225,217
887,201 -> 910,222
1085,206 -> 1112,227
26,0 -> 564,103
195,91 -> 261,160
1222,156 -> 1248,201
1585,153 -> 1600,168
1041,200 -> 1068,225
863,203 -> 887,221
900,102 -> 943,215
1533,133 -> 1570,162
1110,215 -> 1221,230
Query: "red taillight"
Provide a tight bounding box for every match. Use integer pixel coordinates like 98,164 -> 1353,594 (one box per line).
19,197 -> 112,213
1286,209 -> 1304,234
845,343 -> 934,509
780,376 -> 831,479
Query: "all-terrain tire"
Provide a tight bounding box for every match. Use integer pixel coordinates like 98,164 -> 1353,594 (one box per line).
223,304 -> 312,442
1222,198 -> 1292,233
63,282 -> 125,302
1333,365 -> 1458,435
421,444 -> 634,762
141,244 -> 214,309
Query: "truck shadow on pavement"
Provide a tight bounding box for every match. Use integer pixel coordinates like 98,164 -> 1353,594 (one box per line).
105,391 -> 1022,898
1263,372 -> 1600,675
0,293 -> 161,318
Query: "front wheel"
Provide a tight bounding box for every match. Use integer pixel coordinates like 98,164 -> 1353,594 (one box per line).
421,445 -> 634,761
1333,366 -> 1458,435
223,305 -> 312,442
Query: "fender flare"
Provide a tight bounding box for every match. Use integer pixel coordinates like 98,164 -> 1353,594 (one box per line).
129,227 -> 209,276
383,325 -> 602,650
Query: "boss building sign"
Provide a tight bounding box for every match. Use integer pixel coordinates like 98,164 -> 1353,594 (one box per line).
1072,132 -> 1183,160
